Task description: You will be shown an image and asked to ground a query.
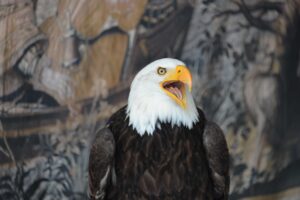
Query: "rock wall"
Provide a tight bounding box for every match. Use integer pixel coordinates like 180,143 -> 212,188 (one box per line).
0,0 -> 300,199
182,0 -> 300,199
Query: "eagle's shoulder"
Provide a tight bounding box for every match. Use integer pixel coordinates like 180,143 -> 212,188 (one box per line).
194,107 -> 206,131
107,105 -> 132,140
89,128 -> 115,200
107,105 -> 128,126
203,120 -> 230,200
194,107 -> 229,199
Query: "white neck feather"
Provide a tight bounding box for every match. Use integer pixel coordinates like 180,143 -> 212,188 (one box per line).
126,78 -> 199,136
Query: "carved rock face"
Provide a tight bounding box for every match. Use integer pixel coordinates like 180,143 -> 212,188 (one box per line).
0,2 -> 46,71
0,69 -> 24,97
0,1 -> 47,102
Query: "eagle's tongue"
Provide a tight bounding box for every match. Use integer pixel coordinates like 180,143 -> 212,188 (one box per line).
169,87 -> 182,100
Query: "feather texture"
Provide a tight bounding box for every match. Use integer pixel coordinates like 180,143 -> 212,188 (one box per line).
88,106 -> 230,200
89,128 -> 115,200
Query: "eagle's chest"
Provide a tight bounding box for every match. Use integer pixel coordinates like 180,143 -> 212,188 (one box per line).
115,125 -> 205,168
109,124 -> 212,199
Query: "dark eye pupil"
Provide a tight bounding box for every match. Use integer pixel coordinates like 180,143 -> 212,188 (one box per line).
158,67 -> 166,75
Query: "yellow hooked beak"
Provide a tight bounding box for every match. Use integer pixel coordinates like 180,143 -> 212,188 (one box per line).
160,65 -> 192,109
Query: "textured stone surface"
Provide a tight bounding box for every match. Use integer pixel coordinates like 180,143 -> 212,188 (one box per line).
1,0 -> 300,199
182,0 -> 300,198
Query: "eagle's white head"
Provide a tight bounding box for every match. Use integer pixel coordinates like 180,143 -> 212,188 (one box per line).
126,58 -> 199,135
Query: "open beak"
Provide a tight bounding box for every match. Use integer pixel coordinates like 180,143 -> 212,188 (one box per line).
160,65 -> 192,108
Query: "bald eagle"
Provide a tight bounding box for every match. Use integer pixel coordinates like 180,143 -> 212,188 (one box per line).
88,58 -> 230,200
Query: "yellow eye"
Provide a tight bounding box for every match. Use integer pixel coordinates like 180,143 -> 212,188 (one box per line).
157,67 -> 167,75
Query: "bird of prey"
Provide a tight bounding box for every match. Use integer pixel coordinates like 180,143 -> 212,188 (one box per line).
88,58 -> 230,200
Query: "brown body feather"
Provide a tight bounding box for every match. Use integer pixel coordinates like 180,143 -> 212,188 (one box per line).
89,106 -> 229,200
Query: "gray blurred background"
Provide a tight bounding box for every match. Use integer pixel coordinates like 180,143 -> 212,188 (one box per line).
0,0 -> 300,199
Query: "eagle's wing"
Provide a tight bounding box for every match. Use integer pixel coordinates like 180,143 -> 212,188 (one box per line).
203,121 -> 230,200
88,127 -> 115,200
